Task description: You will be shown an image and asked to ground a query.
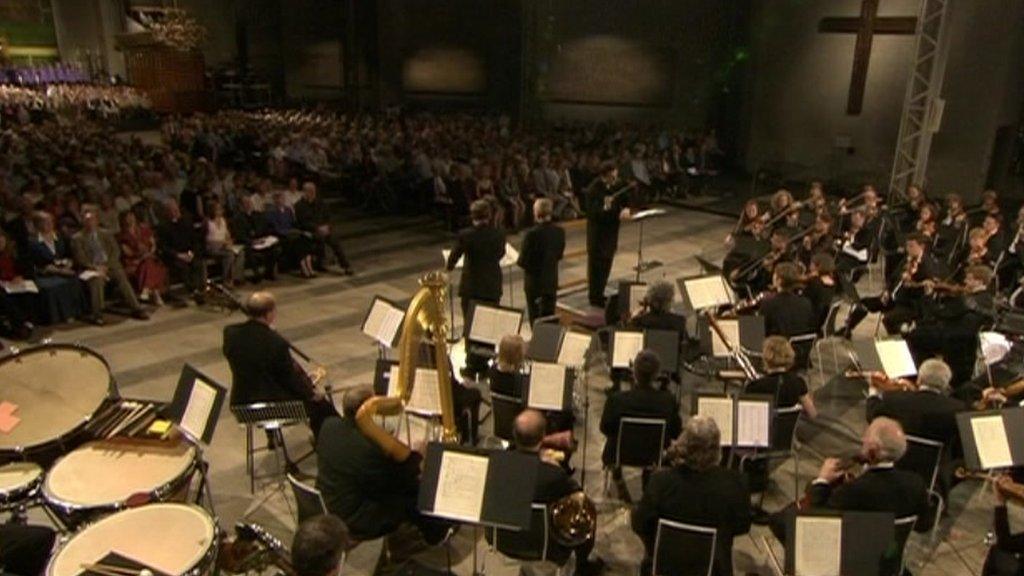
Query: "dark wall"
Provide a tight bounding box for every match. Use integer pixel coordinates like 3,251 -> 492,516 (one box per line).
376,0 -> 522,110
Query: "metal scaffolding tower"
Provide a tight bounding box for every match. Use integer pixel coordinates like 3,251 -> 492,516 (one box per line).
887,0 -> 953,202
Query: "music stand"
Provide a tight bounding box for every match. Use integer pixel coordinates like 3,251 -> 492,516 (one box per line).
361,296 -> 405,352
527,322 -> 564,363
618,280 -> 648,323
697,315 -> 765,357
630,208 -> 666,281
677,274 -> 735,314
956,407 -> 1024,471
693,393 -> 773,452
849,338 -> 917,378
784,511 -> 895,576
523,363 -> 574,413
230,400 -> 309,493
468,302 -> 524,351
163,364 -> 227,514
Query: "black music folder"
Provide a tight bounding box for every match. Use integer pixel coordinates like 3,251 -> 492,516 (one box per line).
957,407 -> 1024,470
164,364 -> 227,445
693,393 -> 773,448
618,280 -> 648,321
522,362 -> 574,412
697,315 -> 765,357
418,443 -> 538,530
784,511 -> 895,576
677,274 -> 735,313
361,296 -> 405,348
609,329 -> 680,373
527,322 -> 564,363
849,338 -> 917,378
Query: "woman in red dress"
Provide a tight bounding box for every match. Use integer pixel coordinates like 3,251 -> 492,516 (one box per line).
118,210 -> 168,305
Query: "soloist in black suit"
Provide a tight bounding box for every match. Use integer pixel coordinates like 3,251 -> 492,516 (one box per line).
585,178 -> 628,307
222,319 -> 337,434
517,221 -> 565,323
632,464 -> 751,576
446,223 -> 505,335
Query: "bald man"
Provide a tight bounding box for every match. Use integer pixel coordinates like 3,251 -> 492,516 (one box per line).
223,291 -> 337,435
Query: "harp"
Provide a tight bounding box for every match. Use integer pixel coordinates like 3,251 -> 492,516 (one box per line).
356,271 -> 459,460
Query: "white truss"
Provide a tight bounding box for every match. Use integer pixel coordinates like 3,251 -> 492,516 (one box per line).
888,0 -> 953,201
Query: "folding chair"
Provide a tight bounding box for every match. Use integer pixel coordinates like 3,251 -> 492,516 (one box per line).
897,435 -> 946,543
738,404 -> 802,506
603,417 -> 667,497
287,473 -> 327,524
650,519 -> 717,576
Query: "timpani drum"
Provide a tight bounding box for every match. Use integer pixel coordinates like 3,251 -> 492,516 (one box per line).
46,503 -> 218,576
0,344 -> 114,462
43,439 -> 198,525
0,462 -> 42,510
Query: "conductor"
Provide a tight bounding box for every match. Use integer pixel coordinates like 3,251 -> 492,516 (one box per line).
585,162 -> 632,307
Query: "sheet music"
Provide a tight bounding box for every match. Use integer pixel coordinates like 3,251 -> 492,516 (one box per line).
433,451 -> 489,522
500,243 -> 519,267
696,396 -> 734,446
631,208 -> 667,220
527,362 -> 567,411
711,319 -> 741,356
684,275 -> 732,310
794,516 -> 842,576
362,299 -> 404,347
442,249 -> 465,269
1,280 -> 38,294
972,415 -> 1014,469
611,332 -> 644,368
469,306 -> 521,346
737,400 -> 771,447
78,270 -> 101,281
557,332 -> 591,367
252,236 -> 279,250
628,283 -> 647,317
875,340 -> 917,378
407,369 -> 442,415
181,377 -> 217,442
386,366 -> 400,397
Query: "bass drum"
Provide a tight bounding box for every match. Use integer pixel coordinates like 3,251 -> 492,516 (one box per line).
46,503 -> 218,576
0,344 -> 114,465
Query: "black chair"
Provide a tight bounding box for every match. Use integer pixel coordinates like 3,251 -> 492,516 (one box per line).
490,392 -> 525,445
897,435 -> 945,541
287,472 -> 327,524
788,333 -> 817,369
486,503 -> 571,574
603,417 -> 667,495
738,404 -> 802,502
893,515 -> 919,576
651,519 -> 717,576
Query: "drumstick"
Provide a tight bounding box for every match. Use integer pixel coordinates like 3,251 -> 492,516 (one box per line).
108,405 -> 151,438
79,563 -> 143,576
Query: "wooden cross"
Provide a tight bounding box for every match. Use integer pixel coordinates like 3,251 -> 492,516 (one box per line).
819,0 -> 918,115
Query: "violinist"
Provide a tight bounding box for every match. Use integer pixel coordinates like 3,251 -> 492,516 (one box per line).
760,262 -> 816,340
843,232 -> 949,337
978,189 -> 1003,226
965,227 -> 997,270
804,181 -> 829,220
629,281 -> 689,342
935,193 -> 969,259
985,212 -> 1009,258
915,202 -> 940,241
766,189 -> 802,236
803,253 -> 840,333
1003,206 -> 1024,287
836,209 -> 873,280
724,223 -> 776,293
797,212 -> 835,267
728,199 -> 764,244
768,417 -> 931,576
986,469 -> 1024,576
768,189 -> 795,224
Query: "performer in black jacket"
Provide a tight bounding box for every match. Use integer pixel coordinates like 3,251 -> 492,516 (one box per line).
294,182 -> 353,275
759,262 -> 817,339
446,200 -> 505,336
517,198 -> 565,324
584,162 -> 632,307
316,386 -> 448,544
222,291 -> 338,435
632,416 -> 751,576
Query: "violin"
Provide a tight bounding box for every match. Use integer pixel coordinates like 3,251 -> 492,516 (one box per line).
796,453 -> 869,510
844,369 -> 918,392
973,378 -> 1024,410
954,468 -> 1024,506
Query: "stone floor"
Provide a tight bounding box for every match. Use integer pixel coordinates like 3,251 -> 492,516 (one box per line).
8,206 -> 1008,575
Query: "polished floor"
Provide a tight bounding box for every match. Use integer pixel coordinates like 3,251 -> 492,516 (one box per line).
10,205 -> 1008,575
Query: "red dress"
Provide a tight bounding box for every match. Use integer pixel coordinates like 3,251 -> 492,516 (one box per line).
118,224 -> 168,292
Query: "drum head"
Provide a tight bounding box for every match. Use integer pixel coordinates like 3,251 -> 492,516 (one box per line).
44,441 -> 196,510
48,503 -> 215,576
0,462 -> 41,496
0,346 -> 112,452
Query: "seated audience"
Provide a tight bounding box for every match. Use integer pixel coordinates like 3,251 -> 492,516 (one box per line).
157,199 -> 208,303
118,210 -> 167,306
294,182 -> 353,275
70,209 -> 149,323
27,211 -> 84,324
205,201 -> 245,287
266,192 -> 315,278
230,195 -> 280,281
632,416 -> 751,576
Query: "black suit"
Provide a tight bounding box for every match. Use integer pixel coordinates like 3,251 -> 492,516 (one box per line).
316,416 -> 446,542
156,215 -> 207,293
760,291 -> 817,337
518,449 -> 594,568
585,177 -> 627,306
632,464 -> 751,576
447,223 -> 505,335
294,197 -> 351,269
222,319 -> 336,434
599,387 -> 681,466
517,221 -> 565,323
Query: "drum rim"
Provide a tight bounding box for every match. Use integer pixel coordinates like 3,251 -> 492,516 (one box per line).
42,441 -> 199,517
0,462 -> 43,505
46,503 -> 219,576
0,342 -> 118,455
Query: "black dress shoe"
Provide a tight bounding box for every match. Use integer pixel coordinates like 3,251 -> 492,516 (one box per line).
131,309 -> 150,320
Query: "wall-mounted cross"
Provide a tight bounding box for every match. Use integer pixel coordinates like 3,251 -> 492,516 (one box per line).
819,0 -> 918,115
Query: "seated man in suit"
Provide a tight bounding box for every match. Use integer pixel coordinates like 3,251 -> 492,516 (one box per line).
600,350 -> 682,501
291,515 -> 351,576
222,291 -> 337,437
632,416 -> 751,576
512,409 -> 603,575
866,358 -> 967,493
317,386 -> 449,546
70,209 -> 149,324
156,199 -> 208,304
770,417 -> 931,576
294,182 -> 353,275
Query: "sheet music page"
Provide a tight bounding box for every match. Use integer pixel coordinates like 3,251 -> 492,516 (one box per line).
1,280 -> 38,294
737,400 -> 771,447
696,397 -> 734,446
527,362 -> 567,410
381,306 -> 405,347
500,242 -> 519,267
711,319 -> 741,356
386,366 -> 400,397
408,369 -> 442,415
685,276 -> 731,309
612,332 -> 644,368
628,284 -> 647,317
876,340 -> 918,377
362,299 -> 388,342
795,516 -> 842,576
433,451 -> 489,522
558,332 -> 592,367
442,249 -> 464,269
972,415 -> 1014,469
470,306 -> 521,345
181,377 -> 217,442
